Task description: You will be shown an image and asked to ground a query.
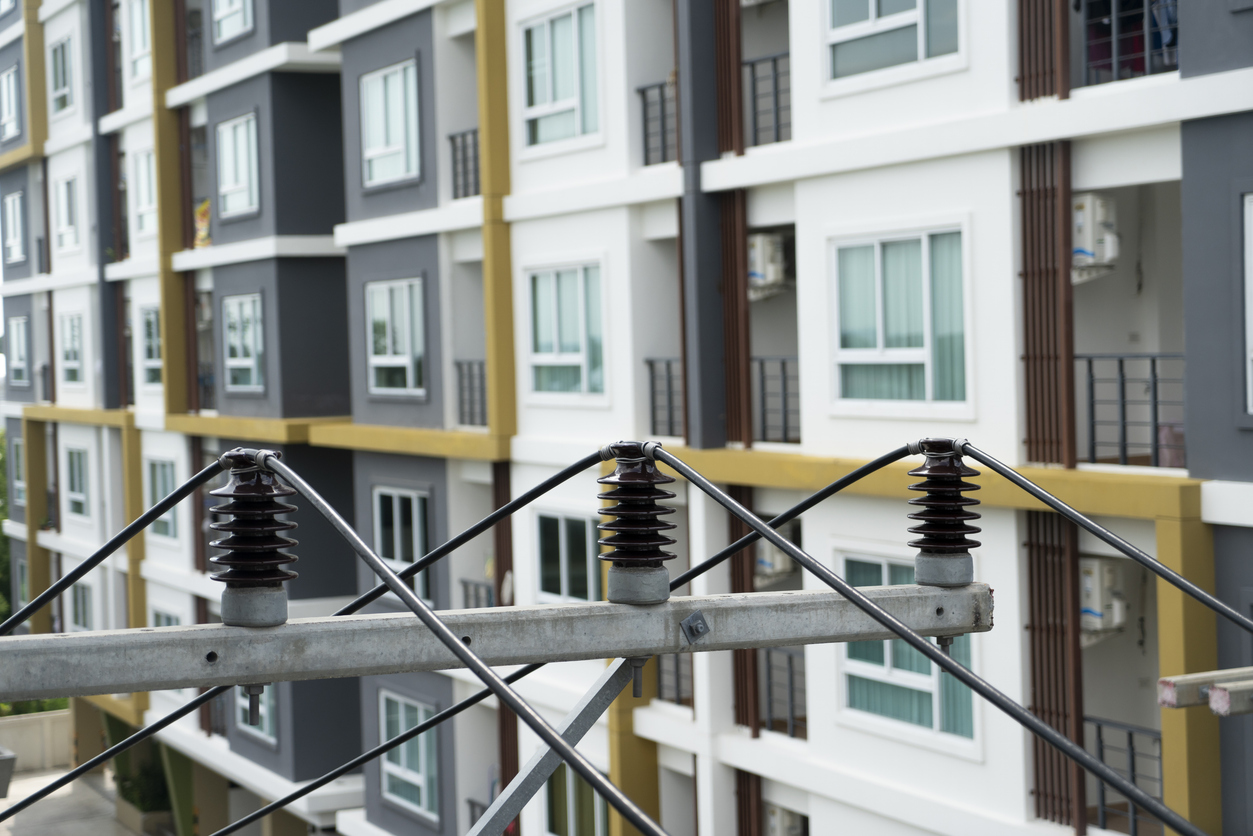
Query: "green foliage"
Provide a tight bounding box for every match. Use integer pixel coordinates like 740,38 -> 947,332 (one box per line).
0,698 -> 68,716
117,756 -> 172,813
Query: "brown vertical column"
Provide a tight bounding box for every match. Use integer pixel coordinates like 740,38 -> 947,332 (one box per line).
735,769 -> 762,836
713,0 -> 743,156
491,461 -> 519,829
1017,0 -> 1069,101
728,485 -> 759,736
722,191 -> 751,446
1061,518 -> 1086,832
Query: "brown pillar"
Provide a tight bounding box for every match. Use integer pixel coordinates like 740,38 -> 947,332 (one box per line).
728,486 -> 759,736
491,461 -> 520,830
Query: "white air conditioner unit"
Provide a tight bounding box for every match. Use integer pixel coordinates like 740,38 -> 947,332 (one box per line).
747,232 -> 788,301
1072,192 -> 1119,285
1079,556 -> 1128,648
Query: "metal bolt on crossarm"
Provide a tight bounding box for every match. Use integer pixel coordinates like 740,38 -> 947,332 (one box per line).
597,441 -> 677,604
907,438 -> 981,588
209,449 -> 299,629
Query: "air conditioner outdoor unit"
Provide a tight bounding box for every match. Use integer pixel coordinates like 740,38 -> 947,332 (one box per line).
747,232 -> 788,301
1072,192 -> 1119,285
1079,556 -> 1128,648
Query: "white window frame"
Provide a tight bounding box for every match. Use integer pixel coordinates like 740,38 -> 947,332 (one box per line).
223,293 -> 263,392
366,278 -> 425,395
50,38 -> 72,114
0,66 -> 19,140
16,558 -> 27,607
545,763 -> 609,836
528,264 -> 604,396
128,0 -> 151,79
12,436 -> 25,506
216,113 -> 259,218
8,315 -> 28,386
3,191 -> 23,263
66,447 -> 89,517
521,2 -> 599,148
70,582 -> 93,631
141,306 -> 162,386
152,610 -> 180,627
824,0 -> 965,97
359,60 -> 420,188
55,177 -> 79,252
378,689 -> 439,821
133,150 -> 156,236
61,313 -> 84,385
212,0 -> 254,44
535,512 -> 600,603
0,0 -> 15,14
372,487 -> 430,601
235,684 -> 277,743
1244,194 -> 1253,414
147,459 -> 177,538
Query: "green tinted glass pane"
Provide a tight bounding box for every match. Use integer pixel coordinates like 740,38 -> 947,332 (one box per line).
373,366 -> 407,389
550,14 -> 574,101
882,239 -> 923,348
556,269 -> 580,353
566,518 -> 589,600
578,5 -> 598,134
831,0 -> 869,26
891,638 -> 931,674
878,0 -> 915,13
940,633 -> 974,737
540,516 -> 563,595
926,0 -> 959,57
532,273 -> 554,353
386,774 -> 422,806
548,765 -> 570,836
573,768 -> 597,833
847,640 -> 884,665
525,25 -> 548,107
832,25 -> 918,78
584,266 -> 602,393
399,496 -> 415,563
533,365 -> 582,392
930,231 -> 965,400
888,564 -> 914,586
528,110 -> 577,145
423,715 -> 439,815
845,559 -> 882,588
840,363 -> 924,400
837,246 -> 876,348
378,494 -> 395,561
847,675 -> 932,728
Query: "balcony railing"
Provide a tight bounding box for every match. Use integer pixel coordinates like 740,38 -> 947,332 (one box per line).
743,53 -> 790,147
461,579 -> 494,609
751,356 -> 799,444
1085,716 -> 1163,836
759,646 -> 806,739
468,799 -> 489,826
449,129 -> 480,200
1076,353 -> 1184,467
645,358 -> 684,438
638,79 -> 677,166
657,653 -> 693,707
1082,0 -> 1178,86
455,360 -> 488,427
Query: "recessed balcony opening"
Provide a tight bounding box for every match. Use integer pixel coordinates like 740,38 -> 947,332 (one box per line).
742,0 -> 790,148
1070,0 -> 1179,90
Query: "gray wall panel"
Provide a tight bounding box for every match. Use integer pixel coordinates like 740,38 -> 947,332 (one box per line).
1213,525 -> 1253,835
1180,1 -> 1253,77
226,679 -> 359,781
269,0 -> 338,43
227,680 -> 292,776
339,11 -> 438,221
0,40 -> 24,153
271,73 -> 345,234
346,238 -> 443,428
206,75 -> 275,243
3,293 -> 32,403
361,672 -> 455,836
212,259 -> 282,418
276,258 -> 350,416
6,417 -> 22,526
0,167 -> 31,282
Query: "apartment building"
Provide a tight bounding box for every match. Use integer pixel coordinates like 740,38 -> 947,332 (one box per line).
3,0 -> 1250,835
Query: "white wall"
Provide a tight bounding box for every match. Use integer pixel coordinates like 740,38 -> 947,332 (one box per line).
51,285 -> 99,409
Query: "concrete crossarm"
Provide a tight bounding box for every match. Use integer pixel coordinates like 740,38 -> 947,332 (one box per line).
1208,679 -> 1253,717
1158,665 -> 1253,707
0,584 -> 992,701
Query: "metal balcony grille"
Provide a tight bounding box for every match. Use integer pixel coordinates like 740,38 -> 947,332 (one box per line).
456,360 -> 488,427
461,579 -> 494,610
638,80 -> 677,166
657,653 -> 693,708
751,357 -> 799,444
760,646 -> 806,739
1086,716 -> 1164,836
743,53 -> 790,147
645,359 -> 684,438
449,129 -> 481,199
1082,0 -> 1178,86
1076,353 -> 1184,467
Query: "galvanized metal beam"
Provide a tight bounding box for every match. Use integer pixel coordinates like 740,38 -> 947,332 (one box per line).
1208,679 -> 1253,717
0,584 -> 992,701
1158,665 -> 1253,708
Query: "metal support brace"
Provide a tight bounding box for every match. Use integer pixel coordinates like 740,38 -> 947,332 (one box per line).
468,659 -> 635,836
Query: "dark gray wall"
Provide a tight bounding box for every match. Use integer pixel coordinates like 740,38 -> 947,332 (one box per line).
0,167 -> 31,282
3,293 -> 33,403
340,11 -> 438,221
340,0 -> 390,16
1181,112 -> 1253,480
212,257 -> 349,418
361,672 -> 456,835
6,418 -> 22,525
1180,0 -> 1253,78
351,452 -> 449,612
227,677 -> 361,782
0,40 -> 24,154
206,75 -> 271,242
204,0 -> 338,72
346,237 -> 442,427
1213,525 -> 1253,835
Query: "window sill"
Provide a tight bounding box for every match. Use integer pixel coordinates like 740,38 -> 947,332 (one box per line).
219,208 -> 261,224
834,702 -> 982,762
4,257 -> 27,265
523,390 -> 610,410
517,131 -> 605,162
827,399 -> 974,421
819,51 -> 967,102
224,388 -> 266,397
361,173 -> 423,195
366,389 -> 428,402
380,793 -> 439,827
212,28 -> 256,51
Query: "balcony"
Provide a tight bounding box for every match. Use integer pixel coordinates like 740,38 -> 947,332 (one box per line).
1085,716 -> 1163,835
455,360 -> 487,427
638,80 -> 677,166
759,646 -> 805,739
645,358 -> 684,437
1080,0 -> 1178,86
449,129 -> 480,200
743,53 -> 790,147
1076,353 -> 1184,468
645,357 -> 799,443
657,653 -> 693,708
461,579 -> 494,609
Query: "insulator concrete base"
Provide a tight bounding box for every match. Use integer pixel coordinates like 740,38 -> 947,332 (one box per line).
607,565 -> 670,604
220,586 -> 288,628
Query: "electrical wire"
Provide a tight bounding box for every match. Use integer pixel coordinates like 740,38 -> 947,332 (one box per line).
651,445 -> 1206,836
260,453 -> 670,836
0,460 -> 225,637
961,441 -> 1253,637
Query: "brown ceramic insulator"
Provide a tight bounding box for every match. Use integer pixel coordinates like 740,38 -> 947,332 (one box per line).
596,441 -> 677,567
906,438 -> 982,555
209,454 -> 298,588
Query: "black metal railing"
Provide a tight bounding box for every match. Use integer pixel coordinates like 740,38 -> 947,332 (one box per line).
198,363 -> 216,412
638,79 -> 677,166
1076,353 -> 1184,467
1082,0 -> 1178,86
760,646 -> 806,739
461,579 -> 494,609
743,53 -> 790,147
456,360 -> 488,427
752,356 -> 800,444
657,653 -> 693,708
1086,716 -> 1164,836
468,799 -> 489,826
185,9 -> 204,81
209,689 -> 230,736
645,359 -> 684,438
449,129 -> 480,200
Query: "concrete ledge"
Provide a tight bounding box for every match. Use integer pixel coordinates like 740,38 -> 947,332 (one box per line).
164,413 -> 350,445
21,405 -> 133,428
307,421 -> 509,461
